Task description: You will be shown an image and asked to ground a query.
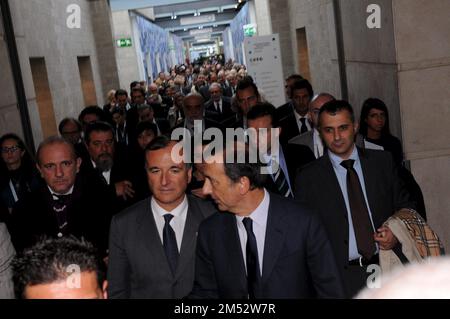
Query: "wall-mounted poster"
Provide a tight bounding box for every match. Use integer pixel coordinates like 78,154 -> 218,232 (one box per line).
244,34 -> 286,108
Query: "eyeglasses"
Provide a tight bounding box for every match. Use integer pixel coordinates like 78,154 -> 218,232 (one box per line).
1,146 -> 20,154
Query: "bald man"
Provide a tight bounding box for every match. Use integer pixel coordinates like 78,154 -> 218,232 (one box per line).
289,93 -> 335,158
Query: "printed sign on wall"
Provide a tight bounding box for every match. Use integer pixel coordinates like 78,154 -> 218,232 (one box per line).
244,34 -> 286,107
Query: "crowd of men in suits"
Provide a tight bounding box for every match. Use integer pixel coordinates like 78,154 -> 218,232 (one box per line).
0,57 -> 431,299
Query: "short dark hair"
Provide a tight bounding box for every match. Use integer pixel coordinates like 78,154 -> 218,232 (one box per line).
136,121 -> 158,138
12,236 -> 105,299
36,136 -> 77,165
111,107 -> 125,116
246,102 -> 278,127
286,74 -> 304,82
222,143 -> 266,190
290,79 -> 314,99
359,97 -> 391,136
78,106 -> 105,124
0,133 -> 26,151
236,76 -> 260,98
131,87 -> 145,97
130,81 -> 140,91
318,100 -> 355,127
114,89 -> 128,99
0,133 -> 35,169
145,135 -> 191,168
84,121 -> 114,145
58,118 -> 82,135
145,135 -> 173,153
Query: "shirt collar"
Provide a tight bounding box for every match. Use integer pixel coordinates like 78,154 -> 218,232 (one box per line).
48,185 -> 74,197
236,189 -> 270,227
328,144 -> 359,170
151,194 -> 188,217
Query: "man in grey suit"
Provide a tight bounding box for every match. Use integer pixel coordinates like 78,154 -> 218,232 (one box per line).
289,93 -> 335,158
107,136 -> 216,298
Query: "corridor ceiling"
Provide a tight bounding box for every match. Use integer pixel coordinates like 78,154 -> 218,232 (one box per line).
109,0 -> 246,46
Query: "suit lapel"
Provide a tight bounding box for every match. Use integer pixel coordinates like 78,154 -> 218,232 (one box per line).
358,148 -> 382,227
317,154 -> 350,261
222,214 -> 248,291
136,198 -> 169,270
261,195 -> 287,284
306,131 -> 314,154
174,197 -> 202,280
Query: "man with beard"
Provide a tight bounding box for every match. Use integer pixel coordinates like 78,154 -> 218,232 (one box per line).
80,121 -> 136,213
10,137 -> 110,254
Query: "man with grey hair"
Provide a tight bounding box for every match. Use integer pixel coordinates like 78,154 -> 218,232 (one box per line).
10,136 -> 111,254
172,93 -> 224,135
205,82 -> 235,126
289,93 -> 335,158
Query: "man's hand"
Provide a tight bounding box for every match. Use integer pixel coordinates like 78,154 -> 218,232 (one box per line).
115,181 -> 135,200
374,226 -> 398,250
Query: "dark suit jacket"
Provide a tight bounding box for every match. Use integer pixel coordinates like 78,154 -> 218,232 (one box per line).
294,148 -> 416,297
279,113 -> 302,146
79,150 -> 135,213
190,192 -> 345,299
107,195 -> 216,299
204,97 -> 235,126
263,144 -> 315,196
10,175 -> 111,254
275,101 -> 293,122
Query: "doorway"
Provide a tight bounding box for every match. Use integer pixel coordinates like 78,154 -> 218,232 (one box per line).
29,57 -> 57,138
296,28 -> 311,81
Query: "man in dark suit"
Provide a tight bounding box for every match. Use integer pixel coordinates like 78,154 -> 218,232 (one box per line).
278,79 -> 314,145
107,136 -> 216,298
232,77 -> 262,129
172,93 -> 224,135
204,83 -> 235,126
190,142 -> 344,299
276,74 -> 304,121
289,93 -> 335,158
10,137 -> 110,254
247,102 -> 315,197
80,121 -> 136,212
295,100 -> 417,298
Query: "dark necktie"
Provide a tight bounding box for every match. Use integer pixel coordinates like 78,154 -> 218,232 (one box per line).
300,118 -> 308,134
273,166 -> 293,198
163,214 -> 178,274
340,159 -> 376,260
242,217 -> 260,299
215,102 -> 221,114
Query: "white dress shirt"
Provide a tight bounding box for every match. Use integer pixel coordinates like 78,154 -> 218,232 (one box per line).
313,128 -> 324,158
48,185 -> 74,199
151,195 -> 188,252
91,160 -> 111,185
214,100 -> 222,113
235,189 -> 270,276
328,147 -> 379,260
294,110 -> 312,133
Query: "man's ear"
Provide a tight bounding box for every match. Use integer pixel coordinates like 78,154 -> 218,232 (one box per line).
239,176 -> 251,195
102,280 -> 108,299
187,166 -> 193,184
76,157 -> 82,173
354,121 -> 359,133
36,163 -> 43,178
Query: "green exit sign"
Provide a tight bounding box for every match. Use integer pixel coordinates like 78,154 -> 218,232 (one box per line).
116,38 -> 132,48
243,24 -> 257,37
